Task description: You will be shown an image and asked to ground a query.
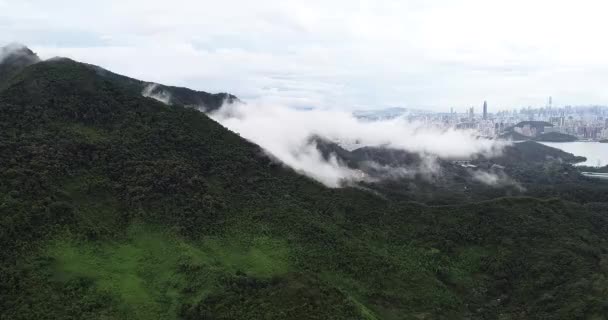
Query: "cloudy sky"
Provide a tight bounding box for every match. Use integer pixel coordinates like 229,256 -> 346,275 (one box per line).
2,0 -> 608,111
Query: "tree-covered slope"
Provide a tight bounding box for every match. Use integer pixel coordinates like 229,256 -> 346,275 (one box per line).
86,62 -> 238,111
1,57 -> 608,320
534,131 -> 578,142
312,138 -> 606,204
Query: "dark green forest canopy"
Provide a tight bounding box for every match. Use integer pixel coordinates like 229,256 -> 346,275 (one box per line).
1,55 -> 608,320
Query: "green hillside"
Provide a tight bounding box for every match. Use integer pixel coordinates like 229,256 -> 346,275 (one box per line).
2,57 -> 608,319
534,132 -> 578,142
87,63 -> 238,111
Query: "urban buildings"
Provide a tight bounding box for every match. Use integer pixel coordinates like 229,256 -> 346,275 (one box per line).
354,101 -> 608,141
483,101 -> 488,120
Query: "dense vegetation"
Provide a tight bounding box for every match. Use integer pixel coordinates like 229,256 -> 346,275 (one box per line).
499,122 -> 578,142
2,50 -> 608,319
534,131 -> 578,142
87,63 -> 238,112
315,137 -> 608,205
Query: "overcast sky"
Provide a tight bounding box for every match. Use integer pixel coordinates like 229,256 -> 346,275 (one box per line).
2,0 -> 608,111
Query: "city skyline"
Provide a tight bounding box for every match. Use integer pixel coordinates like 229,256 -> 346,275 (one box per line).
357,102 -> 608,141
364,99 -> 608,115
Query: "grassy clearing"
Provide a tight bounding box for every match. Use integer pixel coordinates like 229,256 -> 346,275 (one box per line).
46,225 -> 290,319
68,123 -> 109,143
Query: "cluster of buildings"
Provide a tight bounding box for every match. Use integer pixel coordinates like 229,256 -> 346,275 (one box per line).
409,100 -> 608,140
354,99 -> 608,141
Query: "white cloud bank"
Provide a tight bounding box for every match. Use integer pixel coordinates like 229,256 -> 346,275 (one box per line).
3,0 -> 608,109
472,170 -> 524,191
211,101 -> 507,187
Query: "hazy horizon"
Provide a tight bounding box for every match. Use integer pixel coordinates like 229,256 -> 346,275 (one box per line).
3,0 -> 608,111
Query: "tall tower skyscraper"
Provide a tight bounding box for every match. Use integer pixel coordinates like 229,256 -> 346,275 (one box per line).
483,101 -> 488,120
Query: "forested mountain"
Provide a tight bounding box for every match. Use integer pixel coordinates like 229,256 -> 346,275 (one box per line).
0,44 -> 236,112
499,121 -> 578,142
2,48 -> 608,320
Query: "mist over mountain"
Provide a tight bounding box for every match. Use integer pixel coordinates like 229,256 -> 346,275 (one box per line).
210,101 -> 507,187
2,45 -> 608,320
0,43 -> 41,86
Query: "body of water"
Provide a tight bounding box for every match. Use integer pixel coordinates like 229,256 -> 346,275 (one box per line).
581,172 -> 608,179
540,142 -> 608,167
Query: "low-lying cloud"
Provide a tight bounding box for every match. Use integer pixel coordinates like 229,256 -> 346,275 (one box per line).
210,101 -> 508,187
472,170 -> 524,191
0,43 -> 39,65
0,43 -> 23,63
359,154 -> 441,182
142,83 -> 172,105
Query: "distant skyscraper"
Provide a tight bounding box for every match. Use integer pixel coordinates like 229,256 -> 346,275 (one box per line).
483,101 -> 488,120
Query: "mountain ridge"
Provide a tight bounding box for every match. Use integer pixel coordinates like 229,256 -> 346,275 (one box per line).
0,44 -> 238,112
